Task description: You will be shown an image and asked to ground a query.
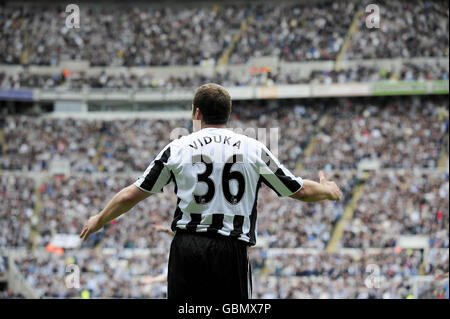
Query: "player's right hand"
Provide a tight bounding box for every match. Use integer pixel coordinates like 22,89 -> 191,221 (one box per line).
79,214 -> 103,242
319,171 -> 342,202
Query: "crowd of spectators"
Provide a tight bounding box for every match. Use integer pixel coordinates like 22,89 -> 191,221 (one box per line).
7,170 -> 446,299
0,100 -> 324,172
3,96 -> 447,173
0,4 -> 244,66
0,1 -> 351,66
35,171 -> 357,251
36,175 -> 176,250
95,119 -> 185,173
425,248 -> 449,276
257,171 -> 359,249
254,248 -> 449,299
10,247 -> 448,298
229,100 -> 324,171
15,249 -> 168,298
1,117 -> 104,172
265,249 -> 423,279
0,70 -> 243,91
0,175 -> 36,247
1,62 -> 447,90
0,95 -> 448,298
1,96 -> 448,267
1,0 -> 448,300
400,62 -> 449,82
0,256 -> 7,276
303,96 -> 449,170
1,1 -> 447,68
228,2 -> 353,64
342,171 -> 449,248
308,65 -> 393,84
345,0 -> 449,60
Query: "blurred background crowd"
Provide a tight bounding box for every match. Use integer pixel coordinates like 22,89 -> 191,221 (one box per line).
1,96 -> 448,298
0,0 -> 448,299
1,1 -> 447,66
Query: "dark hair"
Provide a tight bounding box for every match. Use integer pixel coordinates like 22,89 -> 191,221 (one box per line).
192,83 -> 232,125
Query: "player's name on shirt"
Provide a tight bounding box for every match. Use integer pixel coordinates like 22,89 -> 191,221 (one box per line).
188,134 -> 242,150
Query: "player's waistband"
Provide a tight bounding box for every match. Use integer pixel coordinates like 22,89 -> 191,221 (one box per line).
174,228 -> 251,246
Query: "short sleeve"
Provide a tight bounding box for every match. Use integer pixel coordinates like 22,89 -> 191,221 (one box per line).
134,144 -> 173,194
256,143 -> 303,197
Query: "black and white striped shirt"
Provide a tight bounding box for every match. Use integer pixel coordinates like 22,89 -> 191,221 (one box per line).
134,127 -> 303,246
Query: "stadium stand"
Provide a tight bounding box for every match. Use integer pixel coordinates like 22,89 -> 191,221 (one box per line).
344,0 -> 449,60
1,61 -> 448,89
1,95 -> 448,298
0,175 -> 36,247
0,0 -> 448,299
341,171 -> 449,249
302,96 -> 449,170
253,248 -> 449,298
0,4 -> 245,66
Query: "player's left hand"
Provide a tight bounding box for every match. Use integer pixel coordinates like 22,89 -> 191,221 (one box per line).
153,224 -> 169,233
319,171 -> 342,202
152,224 -> 175,236
79,215 -> 103,242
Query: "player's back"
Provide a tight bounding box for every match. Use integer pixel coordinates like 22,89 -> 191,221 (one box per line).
135,126 -> 303,245
170,127 -> 262,243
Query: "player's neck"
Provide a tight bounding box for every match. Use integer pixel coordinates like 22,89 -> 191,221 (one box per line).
202,124 -> 227,129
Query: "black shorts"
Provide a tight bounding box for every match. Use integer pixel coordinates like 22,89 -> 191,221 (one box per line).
167,230 -> 252,299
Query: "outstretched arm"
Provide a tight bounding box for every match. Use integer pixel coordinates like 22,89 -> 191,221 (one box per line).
289,171 -> 342,202
79,184 -> 151,242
